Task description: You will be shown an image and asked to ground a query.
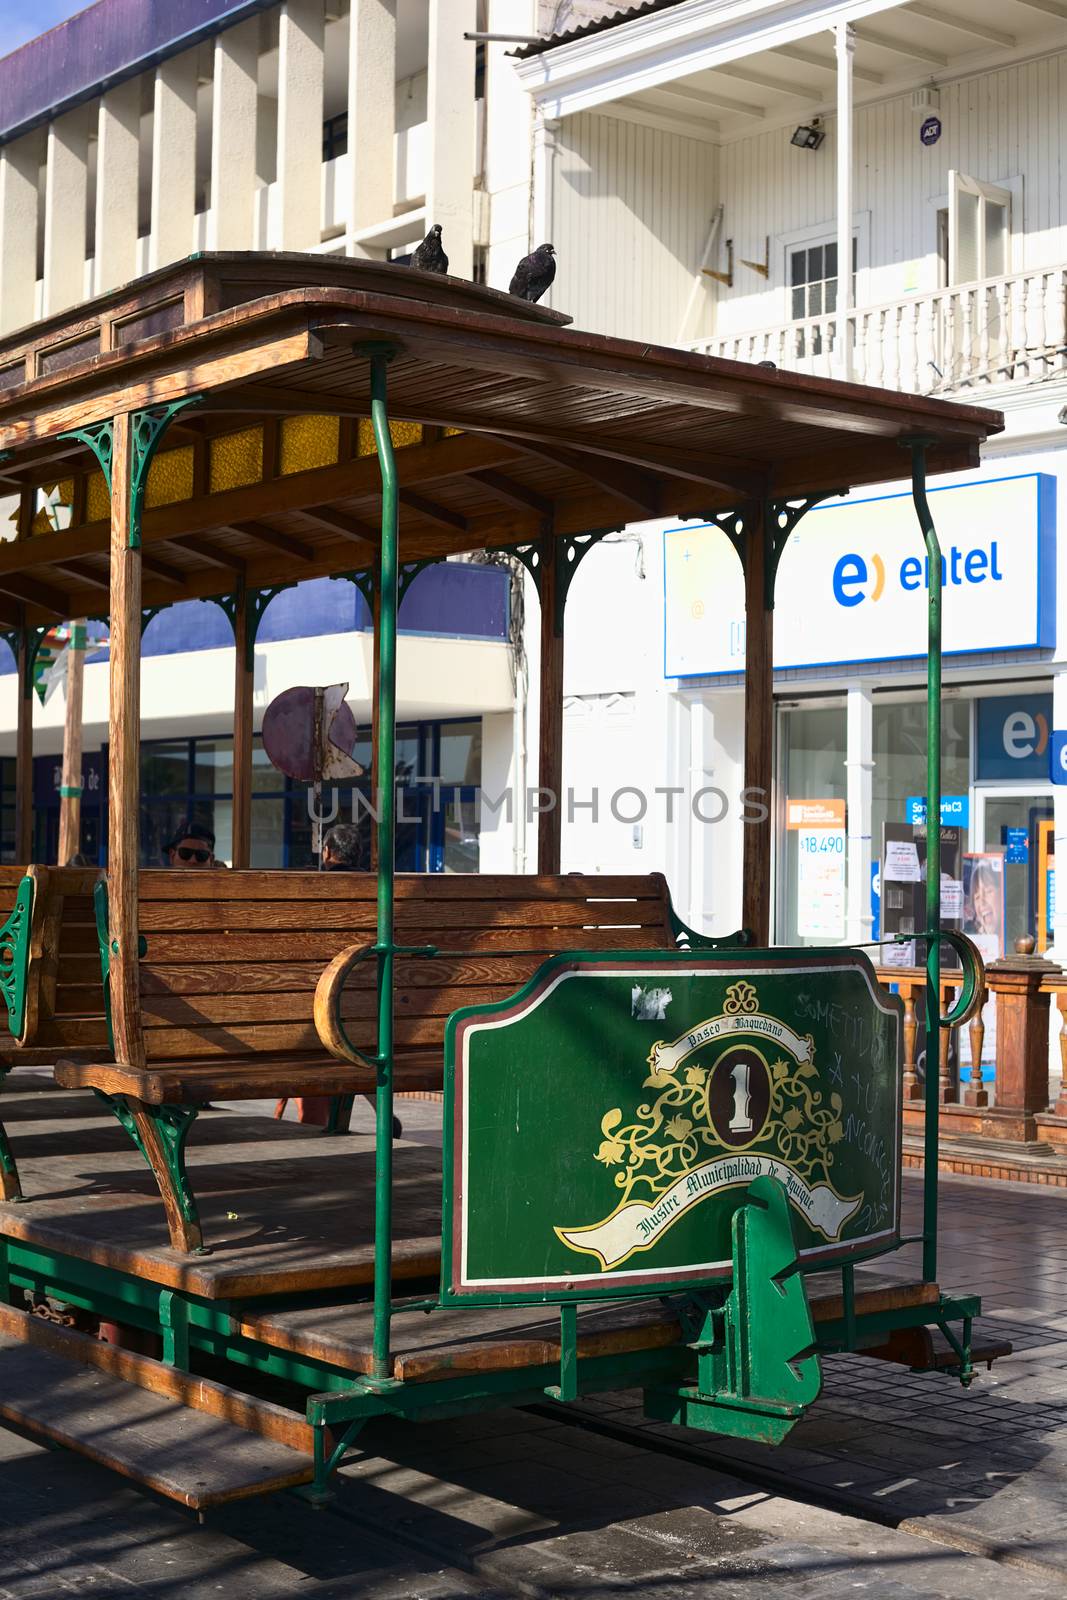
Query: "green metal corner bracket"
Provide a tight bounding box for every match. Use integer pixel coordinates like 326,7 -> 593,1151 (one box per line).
0,876 -> 34,1040
129,399 -> 204,548
644,1175 -> 821,1445
58,419 -> 115,490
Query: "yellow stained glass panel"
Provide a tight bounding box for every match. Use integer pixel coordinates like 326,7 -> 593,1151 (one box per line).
210,427 -> 263,493
86,471 -> 110,524
146,445 -> 194,508
280,415 -> 340,476
356,418 -> 423,455
30,479 -> 76,535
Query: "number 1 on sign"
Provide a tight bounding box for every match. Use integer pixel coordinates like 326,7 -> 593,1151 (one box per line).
729,1060 -> 753,1133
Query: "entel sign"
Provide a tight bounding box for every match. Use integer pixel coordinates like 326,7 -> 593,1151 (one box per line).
663,474 -> 1056,676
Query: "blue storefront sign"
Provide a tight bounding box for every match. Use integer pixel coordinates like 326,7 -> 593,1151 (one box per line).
976,693 -> 1052,781
1003,826 -> 1029,865
906,795 -> 969,827
1051,730 -> 1067,786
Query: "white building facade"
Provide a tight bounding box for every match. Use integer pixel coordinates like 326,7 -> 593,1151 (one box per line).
512,0 -> 1067,961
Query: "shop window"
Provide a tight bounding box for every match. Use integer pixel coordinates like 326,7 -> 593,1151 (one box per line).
871,699 -> 971,877
777,704 -> 847,947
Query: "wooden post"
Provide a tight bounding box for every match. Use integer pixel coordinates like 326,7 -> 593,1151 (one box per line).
107,414 -> 144,1068
14,628 -> 33,865
231,583 -> 253,869
985,952 -> 1059,1142
537,538 -> 563,875
57,619 -> 87,864
742,504 -> 772,944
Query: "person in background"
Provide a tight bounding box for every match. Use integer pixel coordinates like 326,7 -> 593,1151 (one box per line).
275,821 -> 402,1138
321,823 -> 364,870
164,819 -> 216,869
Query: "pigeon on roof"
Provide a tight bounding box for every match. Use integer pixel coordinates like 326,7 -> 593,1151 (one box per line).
509,243 -> 556,302
412,224 -> 448,274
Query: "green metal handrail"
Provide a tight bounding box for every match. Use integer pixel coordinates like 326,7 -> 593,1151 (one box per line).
371,351 -> 399,1384
907,438 -> 943,1286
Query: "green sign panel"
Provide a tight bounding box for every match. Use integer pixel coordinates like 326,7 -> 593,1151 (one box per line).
443,950 -> 902,1304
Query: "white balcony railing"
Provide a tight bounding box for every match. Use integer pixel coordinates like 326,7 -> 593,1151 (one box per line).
695,266 -> 1067,397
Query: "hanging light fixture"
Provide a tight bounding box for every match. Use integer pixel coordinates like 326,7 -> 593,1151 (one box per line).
790,119 -> 825,151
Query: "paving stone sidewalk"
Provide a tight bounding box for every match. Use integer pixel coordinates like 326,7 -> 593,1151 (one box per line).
569,1171 -> 1067,1580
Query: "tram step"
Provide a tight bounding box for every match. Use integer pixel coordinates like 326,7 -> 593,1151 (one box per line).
863,1323 -> 1012,1373
0,1310 -> 314,1509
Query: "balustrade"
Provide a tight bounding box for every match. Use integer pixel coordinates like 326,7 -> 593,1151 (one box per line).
695,266 -> 1067,398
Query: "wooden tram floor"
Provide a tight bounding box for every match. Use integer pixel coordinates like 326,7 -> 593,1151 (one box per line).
0,1077 -> 942,1379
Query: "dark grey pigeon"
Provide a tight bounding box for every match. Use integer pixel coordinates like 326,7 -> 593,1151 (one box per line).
509,243 -> 556,302
412,224 -> 448,274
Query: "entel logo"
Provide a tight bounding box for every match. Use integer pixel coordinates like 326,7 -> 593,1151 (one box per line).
1003,708 -> 1048,760
832,542 -> 1005,606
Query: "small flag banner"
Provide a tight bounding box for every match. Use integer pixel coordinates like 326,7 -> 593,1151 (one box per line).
33,621 -> 105,706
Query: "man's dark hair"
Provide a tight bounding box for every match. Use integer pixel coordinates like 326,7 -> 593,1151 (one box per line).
322,823 -> 364,869
165,818 -> 215,852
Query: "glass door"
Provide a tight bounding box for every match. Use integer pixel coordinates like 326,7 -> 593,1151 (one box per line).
975,787 -> 1054,956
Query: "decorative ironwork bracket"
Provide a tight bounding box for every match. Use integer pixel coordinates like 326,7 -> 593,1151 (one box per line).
704,494 -> 845,609
555,528 -> 617,634
331,567 -> 377,613
129,398 -> 204,549
60,397 -> 204,549
398,558 -> 436,605
208,582 -> 293,670
58,420 -> 115,490
0,625 -> 52,700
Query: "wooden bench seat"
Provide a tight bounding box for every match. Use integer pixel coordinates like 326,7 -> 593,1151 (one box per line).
0,865 -> 109,1199
56,869 -> 702,1250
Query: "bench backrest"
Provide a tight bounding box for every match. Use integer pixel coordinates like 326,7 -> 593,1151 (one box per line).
0,866 -> 109,1060
0,864 -> 108,1062
132,870 -> 675,1064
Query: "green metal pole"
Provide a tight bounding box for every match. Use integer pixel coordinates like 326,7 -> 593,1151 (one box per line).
370,354 -> 398,1380
908,439 -> 941,1286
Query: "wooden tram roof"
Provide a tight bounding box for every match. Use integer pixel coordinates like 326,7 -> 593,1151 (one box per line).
0,252 -> 1003,629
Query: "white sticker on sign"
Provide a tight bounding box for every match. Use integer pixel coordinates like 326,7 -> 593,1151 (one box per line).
884,840 -> 921,883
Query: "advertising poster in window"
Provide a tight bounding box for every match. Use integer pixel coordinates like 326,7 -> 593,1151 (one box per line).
880,824 -> 962,967
788,799 -> 845,939
962,852 -> 1006,964
1038,819 -> 1055,954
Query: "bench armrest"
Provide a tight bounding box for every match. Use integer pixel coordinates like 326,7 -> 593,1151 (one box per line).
314,942 -> 378,1071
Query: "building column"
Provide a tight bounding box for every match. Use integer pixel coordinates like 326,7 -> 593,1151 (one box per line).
43,110 -> 89,316
845,680 -> 874,946
834,21 -> 854,379
1049,668 -> 1067,960
0,134 -> 40,335
150,51 -> 198,271
347,0 -> 396,250
531,110 -> 559,279
95,80 -> 141,295
276,0 -> 324,250
209,19 -> 259,251
485,0 -> 535,294
426,0 -> 476,281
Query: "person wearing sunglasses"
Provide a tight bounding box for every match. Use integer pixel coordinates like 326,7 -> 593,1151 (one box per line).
164,819 -> 216,869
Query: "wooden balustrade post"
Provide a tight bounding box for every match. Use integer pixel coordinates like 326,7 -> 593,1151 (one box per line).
1050,991 -> 1067,1120
938,1003 -> 954,1104
963,988 -> 989,1108
901,979 -> 921,1102
985,950 -> 1061,1143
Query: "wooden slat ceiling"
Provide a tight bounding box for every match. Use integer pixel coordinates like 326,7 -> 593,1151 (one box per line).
0,254 -> 1002,630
